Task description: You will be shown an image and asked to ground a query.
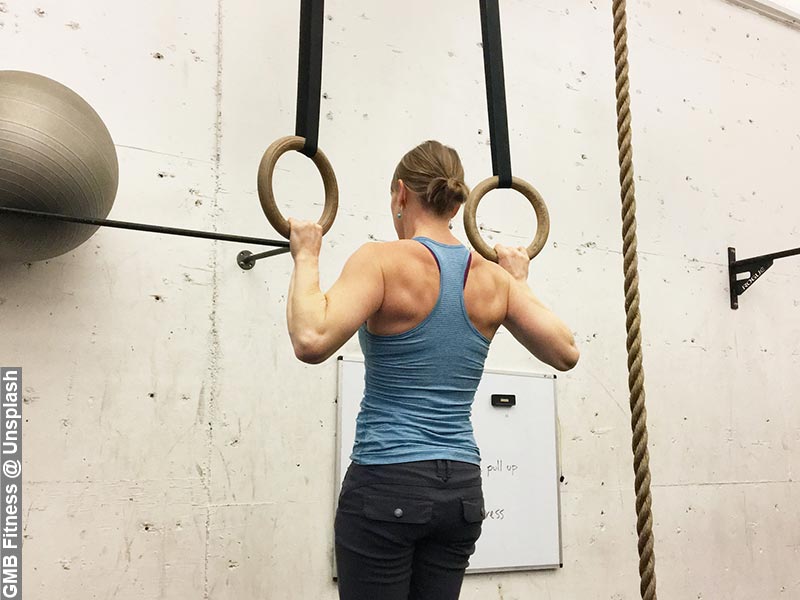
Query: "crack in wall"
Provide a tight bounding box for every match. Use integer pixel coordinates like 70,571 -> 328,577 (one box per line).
203,1 -> 225,598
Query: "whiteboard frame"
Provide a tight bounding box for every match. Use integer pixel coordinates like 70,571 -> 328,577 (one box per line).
333,355 -> 563,577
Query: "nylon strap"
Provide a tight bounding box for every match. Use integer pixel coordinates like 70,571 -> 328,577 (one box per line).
295,0 -> 325,157
479,0 -> 512,188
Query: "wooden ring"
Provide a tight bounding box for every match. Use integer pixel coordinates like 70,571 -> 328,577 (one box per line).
463,176 -> 550,262
257,135 -> 339,239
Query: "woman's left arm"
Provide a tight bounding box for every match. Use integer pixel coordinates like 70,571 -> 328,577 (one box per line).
287,219 -> 384,363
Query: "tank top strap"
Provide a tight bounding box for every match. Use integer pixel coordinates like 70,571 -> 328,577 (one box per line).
413,237 -> 470,305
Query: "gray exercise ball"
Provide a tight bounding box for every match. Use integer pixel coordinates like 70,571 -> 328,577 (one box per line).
0,70 -> 118,262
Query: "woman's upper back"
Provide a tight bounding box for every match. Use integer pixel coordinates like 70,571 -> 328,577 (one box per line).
366,237 -> 510,340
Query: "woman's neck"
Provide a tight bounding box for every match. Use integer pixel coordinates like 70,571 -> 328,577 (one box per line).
405,221 -> 460,245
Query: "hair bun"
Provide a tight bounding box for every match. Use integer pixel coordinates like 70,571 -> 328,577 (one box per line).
392,140 -> 470,216
426,176 -> 469,214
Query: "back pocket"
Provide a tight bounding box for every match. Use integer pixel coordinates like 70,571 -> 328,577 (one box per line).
363,494 -> 433,524
461,497 -> 486,523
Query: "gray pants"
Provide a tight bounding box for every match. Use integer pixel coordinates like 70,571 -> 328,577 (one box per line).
334,459 -> 485,600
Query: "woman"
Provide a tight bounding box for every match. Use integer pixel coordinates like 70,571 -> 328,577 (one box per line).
287,140 -> 578,600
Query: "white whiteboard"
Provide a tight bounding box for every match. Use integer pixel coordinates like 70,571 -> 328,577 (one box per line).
335,356 -> 562,574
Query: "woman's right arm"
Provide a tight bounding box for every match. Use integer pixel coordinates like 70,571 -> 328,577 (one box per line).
496,245 -> 580,372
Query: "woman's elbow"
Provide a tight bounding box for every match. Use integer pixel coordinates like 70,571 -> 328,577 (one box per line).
294,348 -> 327,364
553,343 -> 580,372
291,333 -> 328,364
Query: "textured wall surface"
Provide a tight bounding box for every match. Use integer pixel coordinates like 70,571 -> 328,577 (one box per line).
1,0 -> 798,598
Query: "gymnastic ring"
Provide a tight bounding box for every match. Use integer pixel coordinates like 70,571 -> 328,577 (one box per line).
463,176 -> 550,262
257,135 -> 339,239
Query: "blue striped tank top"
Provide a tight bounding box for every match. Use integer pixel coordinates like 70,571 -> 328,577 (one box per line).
351,236 -> 491,466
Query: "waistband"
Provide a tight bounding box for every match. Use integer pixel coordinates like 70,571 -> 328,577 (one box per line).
343,459 -> 482,491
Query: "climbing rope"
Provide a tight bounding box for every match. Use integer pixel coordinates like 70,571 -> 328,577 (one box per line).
610,1 -> 658,598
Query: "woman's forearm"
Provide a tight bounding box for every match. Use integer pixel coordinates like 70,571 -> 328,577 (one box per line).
287,253 -> 328,353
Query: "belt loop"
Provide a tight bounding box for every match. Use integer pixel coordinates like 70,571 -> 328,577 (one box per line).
436,459 -> 445,481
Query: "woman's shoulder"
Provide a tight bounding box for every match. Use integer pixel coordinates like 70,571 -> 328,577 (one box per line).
469,248 -> 511,279
347,240 -> 428,269
365,239 -> 433,259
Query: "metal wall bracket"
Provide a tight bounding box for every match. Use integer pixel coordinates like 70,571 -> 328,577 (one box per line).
237,248 -> 290,270
728,245 -> 800,309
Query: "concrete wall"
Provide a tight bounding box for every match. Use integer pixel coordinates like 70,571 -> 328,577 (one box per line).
1,0 -> 798,598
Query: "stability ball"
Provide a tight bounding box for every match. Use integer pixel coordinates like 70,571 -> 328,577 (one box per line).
0,70 -> 118,262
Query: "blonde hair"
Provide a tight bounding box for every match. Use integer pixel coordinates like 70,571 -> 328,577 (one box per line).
391,140 -> 470,216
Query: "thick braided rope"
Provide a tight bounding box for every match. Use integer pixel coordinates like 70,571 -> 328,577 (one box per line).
611,1 -> 658,598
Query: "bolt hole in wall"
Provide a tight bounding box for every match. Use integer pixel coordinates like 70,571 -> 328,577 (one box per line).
0,1 -> 799,600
